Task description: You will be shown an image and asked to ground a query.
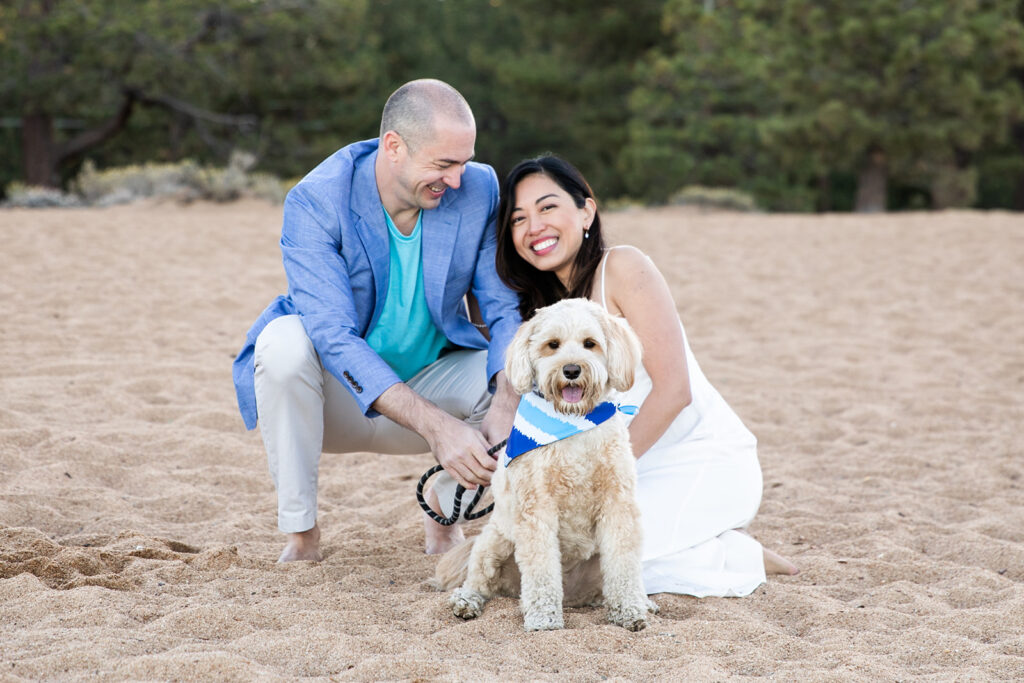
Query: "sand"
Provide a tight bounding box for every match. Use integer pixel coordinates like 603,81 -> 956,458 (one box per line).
1,198 -> 1022,681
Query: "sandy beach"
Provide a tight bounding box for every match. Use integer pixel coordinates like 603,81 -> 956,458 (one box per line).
1,199 -> 1022,680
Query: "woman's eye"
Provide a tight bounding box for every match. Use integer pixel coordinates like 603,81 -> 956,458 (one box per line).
583,339 -> 596,349
511,215 -> 524,225
541,204 -> 556,212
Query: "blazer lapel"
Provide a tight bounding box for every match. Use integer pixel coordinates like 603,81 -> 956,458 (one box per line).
350,149 -> 389,323
421,204 -> 459,323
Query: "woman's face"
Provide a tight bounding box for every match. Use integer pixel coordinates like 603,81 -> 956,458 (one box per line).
509,173 -> 596,287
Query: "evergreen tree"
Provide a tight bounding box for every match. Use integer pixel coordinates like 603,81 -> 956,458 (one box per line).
761,0 -> 1024,211
0,0 -> 377,187
622,0 -> 815,210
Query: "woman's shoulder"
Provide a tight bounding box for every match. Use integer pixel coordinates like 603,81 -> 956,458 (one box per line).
603,244 -> 658,279
599,245 -> 667,314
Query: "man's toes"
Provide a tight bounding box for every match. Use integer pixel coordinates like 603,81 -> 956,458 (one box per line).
278,545 -> 322,563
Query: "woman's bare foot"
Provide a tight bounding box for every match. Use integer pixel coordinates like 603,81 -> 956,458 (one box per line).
423,486 -> 464,555
764,547 -> 799,575
278,523 -> 323,563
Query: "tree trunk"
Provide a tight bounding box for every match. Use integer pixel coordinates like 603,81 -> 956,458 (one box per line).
22,112 -> 59,187
20,91 -> 139,189
816,174 -> 832,212
854,149 -> 887,213
1012,121 -> 1024,211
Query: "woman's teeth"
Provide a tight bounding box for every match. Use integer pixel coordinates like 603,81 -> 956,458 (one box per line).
532,238 -> 557,252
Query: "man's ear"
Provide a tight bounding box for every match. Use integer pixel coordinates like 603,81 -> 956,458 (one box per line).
381,130 -> 404,162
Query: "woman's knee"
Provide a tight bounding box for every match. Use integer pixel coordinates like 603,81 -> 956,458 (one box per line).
255,315 -> 320,386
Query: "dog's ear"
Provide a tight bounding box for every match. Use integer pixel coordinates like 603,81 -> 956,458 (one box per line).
504,316 -> 537,394
602,313 -> 643,392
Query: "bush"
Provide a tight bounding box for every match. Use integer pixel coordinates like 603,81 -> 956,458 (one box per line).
2,183 -> 84,208
667,185 -> 760,212
65,152 -> 288,207
73,159 -> 202,205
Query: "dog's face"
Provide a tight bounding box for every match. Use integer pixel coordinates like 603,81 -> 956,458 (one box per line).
505,298 -> 642,416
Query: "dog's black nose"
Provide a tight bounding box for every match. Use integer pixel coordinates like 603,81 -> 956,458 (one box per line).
562,364 -> 581,380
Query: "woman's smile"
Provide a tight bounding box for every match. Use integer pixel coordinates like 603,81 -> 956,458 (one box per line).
530,237 -> 558,254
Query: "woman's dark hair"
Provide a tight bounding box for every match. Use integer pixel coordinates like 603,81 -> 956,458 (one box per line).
496,155 -> 605,320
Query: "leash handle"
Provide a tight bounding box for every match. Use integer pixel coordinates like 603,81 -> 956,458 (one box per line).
415,439 -> 506,525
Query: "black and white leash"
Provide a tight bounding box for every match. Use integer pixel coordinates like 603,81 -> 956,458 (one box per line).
415,439 -> 507,526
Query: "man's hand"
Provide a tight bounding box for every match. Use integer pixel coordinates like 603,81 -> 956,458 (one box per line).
426,415 -> 497,488
372,382 -> 496,489
480,370 -> 519,449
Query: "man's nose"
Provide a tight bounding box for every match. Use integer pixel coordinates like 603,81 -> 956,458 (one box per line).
443,167 -> 462,190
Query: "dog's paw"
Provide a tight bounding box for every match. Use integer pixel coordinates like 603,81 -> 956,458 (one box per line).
523,609 -> 564,631
449,587 -> 485,620
645,597 -> 660,615
608,603 -> 649,632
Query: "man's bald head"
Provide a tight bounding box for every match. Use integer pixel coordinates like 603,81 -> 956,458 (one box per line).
380,79 -> 475,153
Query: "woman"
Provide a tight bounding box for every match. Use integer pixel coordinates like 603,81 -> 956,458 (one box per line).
494,156 -> 796,596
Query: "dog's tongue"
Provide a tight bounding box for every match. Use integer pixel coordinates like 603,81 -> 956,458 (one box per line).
561,386 -> 583,404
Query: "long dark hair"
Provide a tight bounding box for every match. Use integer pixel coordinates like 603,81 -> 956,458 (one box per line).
496,156 -> 606,320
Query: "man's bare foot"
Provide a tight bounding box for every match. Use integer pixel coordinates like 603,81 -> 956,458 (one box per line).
278,523 -> 323,563
423,486 -> 464,555
764,547 -> 799,575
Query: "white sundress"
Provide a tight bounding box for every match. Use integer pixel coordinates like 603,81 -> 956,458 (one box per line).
599,246 -> 767,597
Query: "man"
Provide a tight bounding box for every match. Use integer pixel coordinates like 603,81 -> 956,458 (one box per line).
232,79 -> 521,562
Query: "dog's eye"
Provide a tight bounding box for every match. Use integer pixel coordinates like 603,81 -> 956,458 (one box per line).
583,338 -> 597,349
547,340 -> 560,350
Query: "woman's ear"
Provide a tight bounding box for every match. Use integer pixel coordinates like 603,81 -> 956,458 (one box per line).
504,318 -> 537,395
602,313 -> 642,392
582,197 -> 597,228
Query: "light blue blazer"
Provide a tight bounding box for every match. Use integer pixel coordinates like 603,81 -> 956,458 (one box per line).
232,139 -> 521,430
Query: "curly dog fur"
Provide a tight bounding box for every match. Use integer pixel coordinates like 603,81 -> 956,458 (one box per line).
435,298 -> 657,631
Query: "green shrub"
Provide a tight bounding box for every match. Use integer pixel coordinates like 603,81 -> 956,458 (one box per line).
68,152 -> 288,206
667,185 -> 760,212
2,182 -> 84,208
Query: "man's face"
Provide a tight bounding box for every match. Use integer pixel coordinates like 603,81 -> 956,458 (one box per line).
392,118 -> 476,212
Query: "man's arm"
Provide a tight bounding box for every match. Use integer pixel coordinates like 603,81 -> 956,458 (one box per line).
372,382 -> 496,488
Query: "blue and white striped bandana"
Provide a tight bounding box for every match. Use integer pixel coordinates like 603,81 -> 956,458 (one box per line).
503,391 -> 637,467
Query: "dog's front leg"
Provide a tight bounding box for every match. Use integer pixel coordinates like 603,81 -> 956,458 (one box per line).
514,512 -> 564,631
450,524 -> 513,620
596,504 -> 650,631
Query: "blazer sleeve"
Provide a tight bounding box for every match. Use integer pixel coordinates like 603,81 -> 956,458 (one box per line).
469,165 -> 523,385
281,185 -> 401,415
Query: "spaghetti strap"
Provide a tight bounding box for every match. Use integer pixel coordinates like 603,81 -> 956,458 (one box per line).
599,250 -> 610,310
598,245 -> 631,311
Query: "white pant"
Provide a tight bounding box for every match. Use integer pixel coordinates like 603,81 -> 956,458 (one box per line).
254,315 -> 491,532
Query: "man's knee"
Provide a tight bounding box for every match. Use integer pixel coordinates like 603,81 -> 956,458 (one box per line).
255,315 -> 321,386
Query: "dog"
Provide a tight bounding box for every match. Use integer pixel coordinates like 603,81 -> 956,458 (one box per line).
435,298 -> 656,631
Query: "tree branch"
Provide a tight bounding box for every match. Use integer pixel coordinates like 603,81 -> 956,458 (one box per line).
130,88 -> 257,129
55,89 -> 138,162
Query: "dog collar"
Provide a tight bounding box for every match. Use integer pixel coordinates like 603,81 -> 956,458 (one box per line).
503,391 -> 637,467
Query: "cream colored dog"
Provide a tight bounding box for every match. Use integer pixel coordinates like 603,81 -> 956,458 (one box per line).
438,298 -> 655,631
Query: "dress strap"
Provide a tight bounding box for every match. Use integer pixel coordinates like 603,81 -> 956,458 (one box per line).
598,246 -> 627,311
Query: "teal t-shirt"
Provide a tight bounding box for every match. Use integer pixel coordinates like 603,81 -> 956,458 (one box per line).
365,209 -> 450,381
